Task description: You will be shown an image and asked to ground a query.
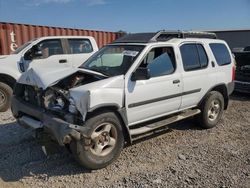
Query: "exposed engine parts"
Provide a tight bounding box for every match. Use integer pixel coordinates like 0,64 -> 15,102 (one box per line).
43,88 -> 68,111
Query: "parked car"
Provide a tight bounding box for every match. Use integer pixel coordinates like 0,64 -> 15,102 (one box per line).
233,46 -> 250,93
0,36 -> 98,112
12,31 -> 235,169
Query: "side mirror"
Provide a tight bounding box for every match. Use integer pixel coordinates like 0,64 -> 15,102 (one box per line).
131,67 -> 150,81
24,45 -> 42,60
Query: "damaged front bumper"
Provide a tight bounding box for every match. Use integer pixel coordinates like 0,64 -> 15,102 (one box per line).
11,96 -> 90,146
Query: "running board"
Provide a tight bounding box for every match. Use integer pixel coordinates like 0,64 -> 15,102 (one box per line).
129,109 -> 201,137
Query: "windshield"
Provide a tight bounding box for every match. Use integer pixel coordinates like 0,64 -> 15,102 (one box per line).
80,45 -> 145,76
11,38 -> 37,54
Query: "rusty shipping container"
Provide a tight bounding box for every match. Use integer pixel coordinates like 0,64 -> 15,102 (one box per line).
0,22 -> 123,55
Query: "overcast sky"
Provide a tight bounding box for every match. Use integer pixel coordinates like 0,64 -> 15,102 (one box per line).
0,0 -> 250,32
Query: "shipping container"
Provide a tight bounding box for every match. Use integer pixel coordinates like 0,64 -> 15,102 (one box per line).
0,22 -> 123,55
206,29 -> 250,50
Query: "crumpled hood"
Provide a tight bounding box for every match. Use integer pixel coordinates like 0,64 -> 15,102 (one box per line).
18,67 -> 79,89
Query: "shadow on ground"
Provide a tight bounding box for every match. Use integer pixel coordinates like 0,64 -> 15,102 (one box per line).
230,92 -> 250,101
0,121 -> 91,182
0,115 -> 202,182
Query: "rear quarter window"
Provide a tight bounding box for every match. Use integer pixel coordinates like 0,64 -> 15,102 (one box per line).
209,43 -> 231,66
180,43 -> 208,71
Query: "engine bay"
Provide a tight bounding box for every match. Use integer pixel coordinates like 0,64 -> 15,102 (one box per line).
43,71 -> 104,113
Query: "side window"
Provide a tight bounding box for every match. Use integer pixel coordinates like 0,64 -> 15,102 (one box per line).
209,43 -> 231,66
180,44 -> 200,70
37,40 -> 63,59
197,44 -> 208,67
68,39 -> 93,54
180,43 -> 208,71
140,47 -> 176,77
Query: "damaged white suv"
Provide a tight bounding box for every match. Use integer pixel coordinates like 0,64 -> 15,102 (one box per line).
12,31 -> 235,169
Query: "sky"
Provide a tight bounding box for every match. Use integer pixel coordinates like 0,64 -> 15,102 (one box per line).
0,0 -> 249,32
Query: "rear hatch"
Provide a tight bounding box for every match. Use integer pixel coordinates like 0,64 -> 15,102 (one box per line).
234,47 -> 250,82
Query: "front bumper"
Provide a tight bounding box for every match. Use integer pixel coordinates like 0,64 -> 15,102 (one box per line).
11,96 -> 89,146
234,80 -> 250,94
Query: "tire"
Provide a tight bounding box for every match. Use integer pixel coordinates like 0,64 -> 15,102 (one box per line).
70,111 -> 124,170
198,91 -> 224,129
0,82 -> 13,112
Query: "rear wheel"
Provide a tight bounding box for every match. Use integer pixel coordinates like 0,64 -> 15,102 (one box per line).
0,82 -> 13,112
70,112 -> 124,170
198,91 -> 224,129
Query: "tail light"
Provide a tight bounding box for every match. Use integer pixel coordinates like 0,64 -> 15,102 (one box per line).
232,64 -> 235,81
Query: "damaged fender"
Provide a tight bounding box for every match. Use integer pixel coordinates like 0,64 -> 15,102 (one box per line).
69,75 -> 125,121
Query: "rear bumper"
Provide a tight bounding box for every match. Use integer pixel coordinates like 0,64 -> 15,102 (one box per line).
11,96 -> 89,146
234,80 -> 250,94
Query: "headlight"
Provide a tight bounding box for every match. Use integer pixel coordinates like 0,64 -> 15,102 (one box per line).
68,97 -> 77,114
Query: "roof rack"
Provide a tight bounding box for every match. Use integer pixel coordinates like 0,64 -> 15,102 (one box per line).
113,30 -> 217,43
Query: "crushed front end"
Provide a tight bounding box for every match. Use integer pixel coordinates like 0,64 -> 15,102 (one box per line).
11,70 -> 104,148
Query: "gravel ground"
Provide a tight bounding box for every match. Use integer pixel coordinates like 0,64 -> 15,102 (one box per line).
0,93 -> 249,188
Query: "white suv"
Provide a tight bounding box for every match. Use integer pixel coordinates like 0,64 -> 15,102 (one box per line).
12,31 -> 235,170
0,36 -> 98,112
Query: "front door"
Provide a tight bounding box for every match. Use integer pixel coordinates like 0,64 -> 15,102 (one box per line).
125,46 -> 182,125
25,39 -> 73,70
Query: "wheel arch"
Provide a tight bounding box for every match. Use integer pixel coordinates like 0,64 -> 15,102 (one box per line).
0,74 -> 16,88
199,83 -> 229,110
86,105 -> 132,145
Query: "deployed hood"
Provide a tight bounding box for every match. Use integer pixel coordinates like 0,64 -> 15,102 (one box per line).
18,66 -> 108,89
18,67 -> 79,89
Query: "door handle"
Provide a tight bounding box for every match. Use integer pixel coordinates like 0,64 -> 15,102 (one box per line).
59,59 -> 67,63
173,79 -> 180,84
211,61 -> 215,67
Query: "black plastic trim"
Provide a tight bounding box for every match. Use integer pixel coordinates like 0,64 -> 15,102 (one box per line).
128,89 -> 201,108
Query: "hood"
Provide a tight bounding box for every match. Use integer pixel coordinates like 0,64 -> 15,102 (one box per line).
234,51 -> 250,67
0,55 -> 8,59
18,67 -> 79,89
18,66 -> 108,89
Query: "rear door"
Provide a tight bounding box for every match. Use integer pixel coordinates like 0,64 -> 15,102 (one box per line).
179,42 -> 217,109
125,46 -> 182,125
67,38 -> 96,67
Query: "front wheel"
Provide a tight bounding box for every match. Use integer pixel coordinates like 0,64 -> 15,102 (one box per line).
198,91 -> 224,129
70,112 -> 124,170
0,82 -> 13,112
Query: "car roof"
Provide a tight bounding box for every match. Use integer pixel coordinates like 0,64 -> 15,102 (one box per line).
37,36 -> 95,40
112,30 -> 219,44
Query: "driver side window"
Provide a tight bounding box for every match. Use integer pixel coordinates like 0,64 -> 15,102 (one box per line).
35,39 -> 63,59
140,47 -> 176,77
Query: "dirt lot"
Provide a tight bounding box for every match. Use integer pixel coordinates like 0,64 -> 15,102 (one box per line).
0,93 -> 249,188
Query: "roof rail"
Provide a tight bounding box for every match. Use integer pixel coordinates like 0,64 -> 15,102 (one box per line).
113,30 -> 217,44
150,30 -> 217,42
